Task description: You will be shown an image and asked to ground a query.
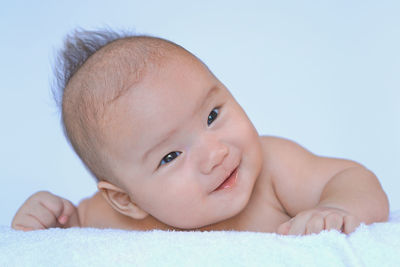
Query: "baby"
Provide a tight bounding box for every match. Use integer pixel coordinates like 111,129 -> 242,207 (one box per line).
12,29 -> 389,235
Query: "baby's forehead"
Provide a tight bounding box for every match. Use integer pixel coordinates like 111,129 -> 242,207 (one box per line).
101,60 -> 218,154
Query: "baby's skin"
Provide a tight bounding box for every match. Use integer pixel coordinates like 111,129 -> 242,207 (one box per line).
12,36 -> 389,235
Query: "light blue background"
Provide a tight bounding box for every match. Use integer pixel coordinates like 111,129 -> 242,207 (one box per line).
1,1 -> 399,226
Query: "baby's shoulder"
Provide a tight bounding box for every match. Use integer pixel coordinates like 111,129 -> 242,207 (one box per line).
258,135 -> 312,158
259,135 -> 291,146
257,135 -> 316,182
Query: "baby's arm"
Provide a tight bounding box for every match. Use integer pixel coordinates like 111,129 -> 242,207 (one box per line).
12,190 -> 165,231
12,191 -> 80,231
11,190 -> 125,230
263,137 -> 389,235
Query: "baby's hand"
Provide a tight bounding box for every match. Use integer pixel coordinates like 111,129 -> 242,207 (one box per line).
12,191 -> 79,231
277,207 -> 361,235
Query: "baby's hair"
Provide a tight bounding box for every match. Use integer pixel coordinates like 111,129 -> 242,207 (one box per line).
52,28 -> 187,183
52,28 -> 131,108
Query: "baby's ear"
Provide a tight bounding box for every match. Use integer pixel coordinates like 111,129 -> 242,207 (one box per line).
97,181 -> 149,220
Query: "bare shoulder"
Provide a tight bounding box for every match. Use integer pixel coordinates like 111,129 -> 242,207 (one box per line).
259,135 -> 312,155
77,191 -> 126,228
258,135 -> 361,216
76,191 -> 105,227
259,135 -> 360,174
258,136 -> 316,171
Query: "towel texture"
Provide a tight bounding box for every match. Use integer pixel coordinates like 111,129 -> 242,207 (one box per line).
1,211 -> 399,267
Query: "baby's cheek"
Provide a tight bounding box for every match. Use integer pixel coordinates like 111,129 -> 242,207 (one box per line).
155,193 -> 204,229
156,181 -> 197,213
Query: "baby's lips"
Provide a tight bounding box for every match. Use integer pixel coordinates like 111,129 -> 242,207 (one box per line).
215,167 -> 238,191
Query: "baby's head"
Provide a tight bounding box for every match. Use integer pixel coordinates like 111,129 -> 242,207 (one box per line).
55,29 -> 263,229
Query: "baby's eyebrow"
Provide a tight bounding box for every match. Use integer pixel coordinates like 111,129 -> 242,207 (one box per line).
142,127 -> 178,163
193,85 -> 219,117
141,85 -> 219,163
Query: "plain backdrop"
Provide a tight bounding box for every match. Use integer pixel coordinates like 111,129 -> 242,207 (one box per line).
1,1 -> 399,226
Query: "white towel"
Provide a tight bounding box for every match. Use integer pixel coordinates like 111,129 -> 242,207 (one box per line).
1,211 -> 399,267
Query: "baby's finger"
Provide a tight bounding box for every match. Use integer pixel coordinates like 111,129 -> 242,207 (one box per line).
343,215 -> 361,234
35,193 -> 74,224
28,203 -> 60,228
57,198 -> 76,225
277,220 -> 292,235
12,225 -> 35,232
13,214 -> 47,231
324,213 -> 344,232
36,194 -> 65,217
287,215 -> 310,236
305,214 -> 324,235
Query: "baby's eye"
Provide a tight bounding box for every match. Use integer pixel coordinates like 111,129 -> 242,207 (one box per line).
207,107 -> 219,126
159,151 -> 181,167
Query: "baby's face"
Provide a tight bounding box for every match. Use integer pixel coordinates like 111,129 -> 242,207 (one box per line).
104,52 -> 263,229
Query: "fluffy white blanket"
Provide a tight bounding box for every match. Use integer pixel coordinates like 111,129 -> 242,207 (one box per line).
1,211 -> 399,267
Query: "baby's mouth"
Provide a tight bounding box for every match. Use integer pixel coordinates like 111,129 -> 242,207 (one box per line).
214,167 -> 238,191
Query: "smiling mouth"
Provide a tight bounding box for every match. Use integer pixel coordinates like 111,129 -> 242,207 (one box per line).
214,167 -> 238,191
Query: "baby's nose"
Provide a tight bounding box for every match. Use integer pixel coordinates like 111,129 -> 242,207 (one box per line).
197,137 -> 229,174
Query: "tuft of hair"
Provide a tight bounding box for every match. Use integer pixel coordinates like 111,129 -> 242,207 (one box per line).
52,28 -> 131,109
